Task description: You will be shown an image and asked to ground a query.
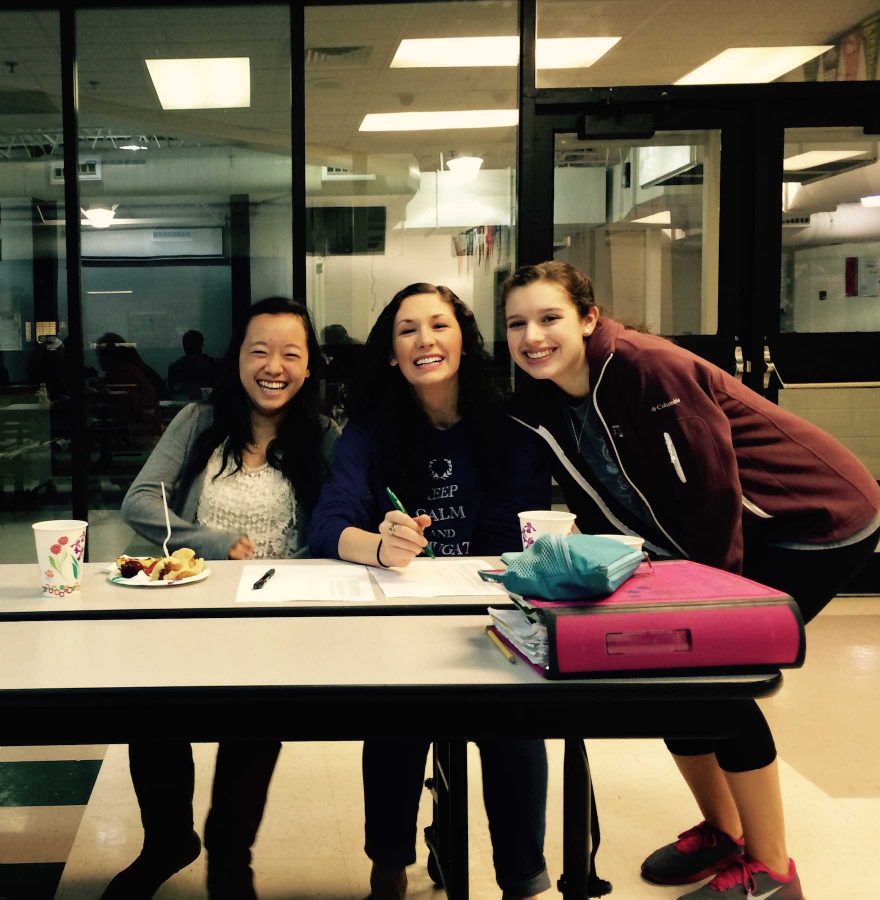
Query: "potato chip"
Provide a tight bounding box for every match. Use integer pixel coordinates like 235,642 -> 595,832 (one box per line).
122,547 -> 204,581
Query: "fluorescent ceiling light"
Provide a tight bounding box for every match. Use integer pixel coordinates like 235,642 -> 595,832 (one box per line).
392,37 -> 516,67
782,181 -> 802,212
86,290 -> 134,295
632,210 -> 671,225
676,46 -> 831,85
81,204 -> 118,228
446,156 -> 483,181
783,150 -> 868,171
360,109 -> 517,132
120,143 -> 148,151
861,194 -> 880,207
536,37 -> 620,69
390,36 -> 620,68
145,58 -> 250,109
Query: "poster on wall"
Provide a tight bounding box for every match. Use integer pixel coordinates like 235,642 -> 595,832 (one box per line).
844,256 -> 880,298
857,257 -> 879,297
0,296 -> 22,351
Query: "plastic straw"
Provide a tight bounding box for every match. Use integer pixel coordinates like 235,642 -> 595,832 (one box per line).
160,481 -> 171,558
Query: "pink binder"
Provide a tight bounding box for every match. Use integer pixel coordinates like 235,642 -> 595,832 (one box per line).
493,560 -> 805,678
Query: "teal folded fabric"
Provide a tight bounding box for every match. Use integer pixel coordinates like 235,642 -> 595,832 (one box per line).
484,533 -> 643,600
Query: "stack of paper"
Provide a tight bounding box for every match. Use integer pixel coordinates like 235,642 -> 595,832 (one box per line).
372,559 -> 507,599
488,607 -> 548,666
235,563 -> 374,603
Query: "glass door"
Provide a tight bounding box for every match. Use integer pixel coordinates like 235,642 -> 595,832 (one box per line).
521,102 -> 749,376
522,100 -> 879,591
553,128 -> 721,338
768,124 -> 880,590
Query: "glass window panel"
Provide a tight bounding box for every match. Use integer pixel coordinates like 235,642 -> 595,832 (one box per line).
305,1 -> 518,419
780,126 -> 880,334
76,4 -> 292,556
553,129 -> 721,336
776,127 -> 880,489
0,10 -> 69,561
537,1 -> 880,88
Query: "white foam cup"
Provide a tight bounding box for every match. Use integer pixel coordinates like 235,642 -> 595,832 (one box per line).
595,533 -> 645,553
518,510 -> 577,549
32,520 -> 88,597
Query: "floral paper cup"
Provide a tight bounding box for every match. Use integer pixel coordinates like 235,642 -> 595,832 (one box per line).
517,510 -> 577,549
32,520 -> 88,597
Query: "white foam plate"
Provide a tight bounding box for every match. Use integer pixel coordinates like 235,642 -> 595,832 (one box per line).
107,564 -> 211,587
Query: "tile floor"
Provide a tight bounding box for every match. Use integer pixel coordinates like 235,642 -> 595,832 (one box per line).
0,597 -> 877,900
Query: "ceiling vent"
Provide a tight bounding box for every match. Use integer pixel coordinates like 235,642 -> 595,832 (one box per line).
103,158 -> 148,167
305,45 -> 372,67
152,229 -> 193,241
555,147 -> 607,168
783,155 -> 876,184
50,157 -> 102,184
0,90 -> 58,114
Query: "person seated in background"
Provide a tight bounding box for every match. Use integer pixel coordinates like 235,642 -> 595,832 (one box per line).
168,329 -> 217,400
320,323 -> 362,423
26,335 -> 70,400
95,332 -> 166,435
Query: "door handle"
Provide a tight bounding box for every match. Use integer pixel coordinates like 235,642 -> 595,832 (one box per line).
734,344 -> 750,382
763,345 -> 776,389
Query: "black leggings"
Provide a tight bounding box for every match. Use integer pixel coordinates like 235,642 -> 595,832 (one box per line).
127,739 -> 281,861
665,527 -> 879,772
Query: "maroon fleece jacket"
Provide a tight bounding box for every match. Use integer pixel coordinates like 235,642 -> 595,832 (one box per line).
511,317 -> 880,573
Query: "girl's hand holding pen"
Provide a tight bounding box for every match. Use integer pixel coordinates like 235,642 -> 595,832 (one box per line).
377,510 -> 433,567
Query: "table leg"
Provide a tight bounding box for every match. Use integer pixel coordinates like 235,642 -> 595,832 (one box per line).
425,739 -> 469,900
558,739 -> 611,899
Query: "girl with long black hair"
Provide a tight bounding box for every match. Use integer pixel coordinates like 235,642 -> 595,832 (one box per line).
105,297 -> 339,900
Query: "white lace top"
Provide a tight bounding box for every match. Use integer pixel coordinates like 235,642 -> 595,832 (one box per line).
196,445 -> 298,559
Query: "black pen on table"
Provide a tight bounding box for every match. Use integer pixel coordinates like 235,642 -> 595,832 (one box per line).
252,567 -> 275,590
385,486 -> 436,558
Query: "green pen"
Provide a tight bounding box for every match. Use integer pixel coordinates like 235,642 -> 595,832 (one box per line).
385,486 -> 436,558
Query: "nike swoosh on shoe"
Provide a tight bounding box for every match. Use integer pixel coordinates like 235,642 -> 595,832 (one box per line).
748,888 -> 783,900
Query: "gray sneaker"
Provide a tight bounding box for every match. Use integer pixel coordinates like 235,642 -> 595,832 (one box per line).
641,821 -> 745,885
677,857 -> 804,899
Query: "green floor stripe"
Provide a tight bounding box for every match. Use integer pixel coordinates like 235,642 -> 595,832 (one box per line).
0,760 -> 101,807
0,862 -> 65,900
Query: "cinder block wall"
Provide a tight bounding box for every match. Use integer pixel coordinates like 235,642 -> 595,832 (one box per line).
778,387 -> 880,479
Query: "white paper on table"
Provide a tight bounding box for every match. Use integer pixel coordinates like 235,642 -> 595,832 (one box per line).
235,563 -> 375,603
371,558 -> 507,599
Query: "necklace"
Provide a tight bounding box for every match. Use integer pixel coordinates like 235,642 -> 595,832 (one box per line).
569,405 -> 589,454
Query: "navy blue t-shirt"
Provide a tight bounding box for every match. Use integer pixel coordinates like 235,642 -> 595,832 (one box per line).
309,414 -> 550,559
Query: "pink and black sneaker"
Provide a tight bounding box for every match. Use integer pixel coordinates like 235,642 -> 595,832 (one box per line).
641,821 -> 745,885
677,856 -> 804,899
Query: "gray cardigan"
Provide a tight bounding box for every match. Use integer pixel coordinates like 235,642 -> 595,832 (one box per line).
121,403 -> 339,560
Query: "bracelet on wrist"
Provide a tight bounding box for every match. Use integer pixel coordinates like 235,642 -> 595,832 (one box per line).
376,538 -> 391,568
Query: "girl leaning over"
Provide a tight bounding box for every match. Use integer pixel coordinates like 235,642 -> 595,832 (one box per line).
502,261 -> 880,900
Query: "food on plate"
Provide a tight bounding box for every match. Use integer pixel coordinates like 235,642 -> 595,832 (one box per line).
115,548 -> 205,582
